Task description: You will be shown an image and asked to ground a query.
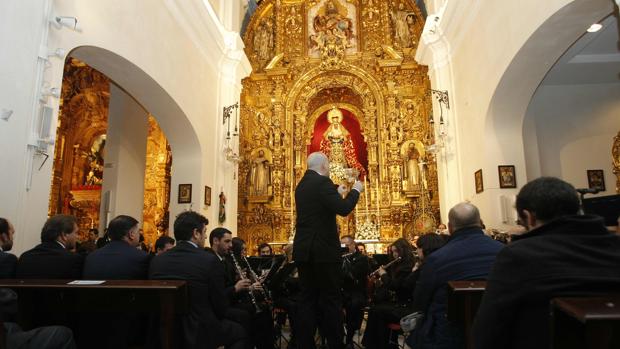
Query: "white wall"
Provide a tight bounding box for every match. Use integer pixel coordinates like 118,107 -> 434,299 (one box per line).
99,84 -> 149,231
0,0 -> 250,254
416,0 -> 613,229
525,83 -> 620,196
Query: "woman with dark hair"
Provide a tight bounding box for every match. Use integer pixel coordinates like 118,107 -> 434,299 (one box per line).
403,233 -> 446,348
362,238 -> 416,349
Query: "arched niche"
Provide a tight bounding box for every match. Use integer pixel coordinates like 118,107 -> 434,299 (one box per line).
69,46 -> 203,232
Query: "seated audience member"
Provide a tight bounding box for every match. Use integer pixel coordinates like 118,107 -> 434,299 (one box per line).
81,215 -> 151,348
362,238 -> 414,349
95,230 -> 109,249
403,233 -> 446,348
154,235 -> 175,255
0,218 -> 17,278
473,177 -> 620,349
257,242 -> 273,256
1,288 -> 77,349
409,203 -> 503,349
83,215 -> 150,280
77,228 -> 98,255
17,214 -> 83,279
149,211 -> 246,349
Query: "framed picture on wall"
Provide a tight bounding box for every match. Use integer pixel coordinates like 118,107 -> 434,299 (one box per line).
498,165 -> 517,188
475,169 -> 484,193
204,186 -> 212,206
178,184 -> 192,204
587,170 -> 605,191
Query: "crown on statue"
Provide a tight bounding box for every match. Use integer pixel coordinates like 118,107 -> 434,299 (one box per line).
327,107 -> 344,123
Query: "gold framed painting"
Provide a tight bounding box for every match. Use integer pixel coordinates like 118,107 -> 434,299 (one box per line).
204,186 -> 212,206
178,184 -> 192,204
587,170 -> 605,191
475,169 -> 483,193
498,165 -> 517,188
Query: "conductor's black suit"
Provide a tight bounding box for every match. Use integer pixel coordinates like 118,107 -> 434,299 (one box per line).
293,169 -> 360,349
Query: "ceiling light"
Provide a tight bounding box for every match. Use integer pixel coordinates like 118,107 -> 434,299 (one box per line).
587,23 -> 602,33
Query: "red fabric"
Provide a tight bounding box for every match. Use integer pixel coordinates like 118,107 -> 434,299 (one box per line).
308,109 -> 368,178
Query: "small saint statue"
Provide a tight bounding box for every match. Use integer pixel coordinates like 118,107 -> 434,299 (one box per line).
250,149 -> 271,196
403,142 -> 421,191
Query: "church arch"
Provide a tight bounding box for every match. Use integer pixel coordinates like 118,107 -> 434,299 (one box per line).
483,0 -> 613,183
67,46 -> 203,232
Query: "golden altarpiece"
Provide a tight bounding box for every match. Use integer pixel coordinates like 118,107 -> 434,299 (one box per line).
48,58 -> 172,247
238,0 -> 440,252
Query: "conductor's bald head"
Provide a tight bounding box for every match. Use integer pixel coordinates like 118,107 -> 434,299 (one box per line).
448,202 -> 482,234
307,152 -> 330,176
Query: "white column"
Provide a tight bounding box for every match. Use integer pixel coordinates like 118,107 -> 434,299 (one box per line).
211,32 -> 251,234
415,2 -> 463,224
99,84 -> 149,230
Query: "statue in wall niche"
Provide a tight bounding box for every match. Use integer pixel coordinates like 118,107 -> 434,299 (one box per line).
254,18 -> 274,62
402,142 -> 421,191
250,149 -> 272,197
320,107 -> 366,182
391,2 -> 415,49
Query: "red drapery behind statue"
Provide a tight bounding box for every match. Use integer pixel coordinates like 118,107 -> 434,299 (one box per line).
308,108 -> 368,176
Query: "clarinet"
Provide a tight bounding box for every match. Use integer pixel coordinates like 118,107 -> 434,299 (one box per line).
230,253 -> 263,313
242,255 -> 272,306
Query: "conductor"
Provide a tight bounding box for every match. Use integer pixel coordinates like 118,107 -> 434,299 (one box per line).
293,152 -> 364,349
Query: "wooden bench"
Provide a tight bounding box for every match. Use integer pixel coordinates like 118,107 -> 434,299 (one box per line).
552,296 -> 620,349
0,279 -> 187,349
447,280 -> 487,349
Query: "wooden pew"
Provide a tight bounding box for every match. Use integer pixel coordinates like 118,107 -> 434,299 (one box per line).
447,280 -> 487,349
552,296 -> 620,349
0,279 -> 187,349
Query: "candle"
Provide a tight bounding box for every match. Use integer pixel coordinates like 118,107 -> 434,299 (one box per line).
364,176 -> 369,221
375,176 -> 380,226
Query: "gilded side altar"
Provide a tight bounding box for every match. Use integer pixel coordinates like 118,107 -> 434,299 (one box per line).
239,0 -> 440,252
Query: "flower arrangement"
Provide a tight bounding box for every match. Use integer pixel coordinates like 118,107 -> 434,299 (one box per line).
356,220 -> 379,241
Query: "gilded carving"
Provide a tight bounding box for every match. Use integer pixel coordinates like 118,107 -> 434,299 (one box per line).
142,115 -> 172,249
239,0 -> 438,250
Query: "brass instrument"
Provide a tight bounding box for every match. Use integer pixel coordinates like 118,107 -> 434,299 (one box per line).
369,256 -> 402,278
230,253 -> 263,313
242,255 -> 272,307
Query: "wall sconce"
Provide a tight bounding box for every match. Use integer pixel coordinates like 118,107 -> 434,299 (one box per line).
222,102 -> 239,140
427,89 -> 450,153
222,103 -> 241,163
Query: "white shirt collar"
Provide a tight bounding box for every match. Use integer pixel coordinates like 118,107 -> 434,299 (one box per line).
183,240 -> 198,248
56,240 -> 66,249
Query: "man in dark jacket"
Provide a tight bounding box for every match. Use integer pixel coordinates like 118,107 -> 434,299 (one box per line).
83,215 -> 150,280
410,202 -> 503,349
340,235 -> 369,348
0,218 -> 17,278
82,215 -> 151,349
16,214 -> 83,279
149,211 -> 245,349
293,152 -> 363,349
473,177 -> 620,349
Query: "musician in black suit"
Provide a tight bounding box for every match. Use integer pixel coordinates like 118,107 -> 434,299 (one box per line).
149,211 -> 246,349
0,218 -> 17,278
293,152 -> 363,349
82,215 -> 151,349
340,235 -> 369,348
16,214 -> 83,279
